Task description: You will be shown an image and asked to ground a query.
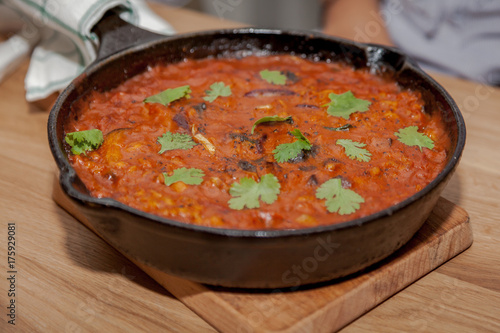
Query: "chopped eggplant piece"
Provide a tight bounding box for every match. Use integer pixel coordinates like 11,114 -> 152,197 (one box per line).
307,174 -> 319,186
173,112 -> 190,131
245,88 -> 298,97
238,160 -> 257,173
295,104 -> 319,109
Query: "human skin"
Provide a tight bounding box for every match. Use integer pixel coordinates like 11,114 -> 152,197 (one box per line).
321,0 -> 393,46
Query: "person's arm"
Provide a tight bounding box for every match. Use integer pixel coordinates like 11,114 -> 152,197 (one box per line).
321,0 -> 393,46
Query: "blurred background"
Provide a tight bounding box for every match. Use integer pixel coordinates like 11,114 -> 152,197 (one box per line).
157,0 -> 323,30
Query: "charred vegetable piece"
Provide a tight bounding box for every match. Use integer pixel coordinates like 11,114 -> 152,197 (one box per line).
229,132 -> 258,144
237,160 -> 257,173
296,104 -> 319,109
173,112 -> 190,131
245,88 -> 297,97
324,124 -> 353,131
284,70 -> 300,83
192,102 -> 207,114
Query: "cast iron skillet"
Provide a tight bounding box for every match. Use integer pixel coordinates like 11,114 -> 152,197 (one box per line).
48,11 -> 466,289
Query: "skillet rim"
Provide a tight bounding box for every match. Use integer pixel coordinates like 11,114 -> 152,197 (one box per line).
48,27 -> 466,239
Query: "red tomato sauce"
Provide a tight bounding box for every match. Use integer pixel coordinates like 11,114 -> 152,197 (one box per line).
65,55 -> 451,229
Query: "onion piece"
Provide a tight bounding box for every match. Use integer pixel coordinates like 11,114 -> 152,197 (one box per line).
191,124 -> 216,154
255,104 -> 273,110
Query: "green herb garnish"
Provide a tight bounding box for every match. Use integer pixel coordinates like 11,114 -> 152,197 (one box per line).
163,167 -> 205,186
324,124 -> 353,131
323,91 -> 371,119
144,85 -> 191,105
273,129 -> 312,163
260,70 -> 287,85
228,174 -> 281,210
336,139 -> 371,162
395,126 -> 434,151
64,129 -> 103,155
157,131 -> 196,154
203,82 -> 232,103
316,178 -> 364,215
251,115 -> 292,134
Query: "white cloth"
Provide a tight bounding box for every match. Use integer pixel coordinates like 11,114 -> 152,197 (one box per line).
0,0 -> 175,101
381,0 -> 500,85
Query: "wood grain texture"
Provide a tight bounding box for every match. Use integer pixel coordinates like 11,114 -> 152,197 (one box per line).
1,3 -> 500,333
53,179 -> 472,333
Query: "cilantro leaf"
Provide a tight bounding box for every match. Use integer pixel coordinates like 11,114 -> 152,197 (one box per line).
323,91 -> 371,119
65,129 -> 103,155
273,129 -> 312,163
157,131 -> 196,154
260,69 -> 287,85
144,85 -> 191,105
290,128 -> 310,144
316,178 -> 364,215
336,139 -> 371,162
251,115 -> 292,134
203,82 -> 232,103
163,167 -> 205,186
228,174 -> 281,210
395,126 -> 434,151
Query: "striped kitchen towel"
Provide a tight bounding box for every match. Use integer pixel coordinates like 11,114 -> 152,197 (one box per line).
0,0 -> 175,101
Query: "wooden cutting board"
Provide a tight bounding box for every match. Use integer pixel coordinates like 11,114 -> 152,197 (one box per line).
53,178 -> 472,333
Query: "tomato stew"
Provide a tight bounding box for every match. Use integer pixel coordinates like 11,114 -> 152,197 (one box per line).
64,55 -> 451,229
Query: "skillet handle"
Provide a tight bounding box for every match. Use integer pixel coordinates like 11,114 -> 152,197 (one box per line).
91,9 -> 166,62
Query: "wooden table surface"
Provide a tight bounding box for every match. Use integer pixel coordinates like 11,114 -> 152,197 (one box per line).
1,4 -> 499,333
